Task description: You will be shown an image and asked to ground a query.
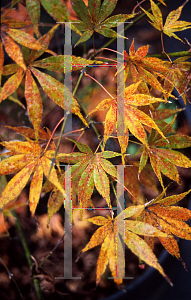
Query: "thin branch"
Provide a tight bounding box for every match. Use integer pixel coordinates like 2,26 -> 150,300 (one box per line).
0,257 -> 24,300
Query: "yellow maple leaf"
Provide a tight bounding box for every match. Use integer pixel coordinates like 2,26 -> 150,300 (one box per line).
0,139 -> 65,215
142,0 -> 191,44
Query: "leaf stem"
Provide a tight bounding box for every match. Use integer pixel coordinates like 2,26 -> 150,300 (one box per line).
11,210 -> 43,300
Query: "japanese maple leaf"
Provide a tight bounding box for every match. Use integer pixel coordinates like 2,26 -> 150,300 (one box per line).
123,40 -> 171,96
140,102 -> 183,133
124,161 -> 158,202
163,56 -> 191,105
138,189 -> 191,264
1,5 -> 45,74
82,205 -> 172,285
142,0 -> 191,43
71,0 -> 136,46
0,25 -> 88,139
89,81 -> 167,151
0,138 -> 65,215
57,140 -> 121,208
137,121 -> 191,190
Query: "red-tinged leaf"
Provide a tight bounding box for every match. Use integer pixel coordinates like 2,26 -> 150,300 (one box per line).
125,220 -> 169,237
0,68 -> 24,102
94,164 -> 111,207
149,205 -> 191,222
155,189 -> 191,206
31,67 -> 88,126
159,237 -> 181,259
74,30 -> 94,46
96,238 -> 110,284
143,0 -> 191,42
82,223 -> 112,252
1,140 -> 39,155
156,216 -> 191,240
5,126 -> 51,140
40,0 -> 70,22
124,40 -> 171,96
118,136 -> 129,157
0,162 -> 36,209
124,231 -> 172,285
1,33 -> 26,70
41,156 -> 65,197
0,154 -> 34,175
71,0 -> 91,24
32,55 -> 103,72
78,163 -> 94,206
26,0 -> 40,37
86,216 -> 111,226
122,205 -> 145,220
72,55 -> 104,71
102,151 -> 121,159
2,64 -> 20,75
142,0 -> 163,31
98,0 -> 118,24
163,4 -> 191,41
0,40 -> 4,85
155,135 -> 191,149
27,24 -> 59,63
47,191 -> 63,223
99,157 -> 117,178
149,147 -> 191,188
124,164 -> 140,201
57,152 -> 87,164
90,81 -> 167,147
138,148 -> 148,174
25,70 -> 42,140
88,0 -> 101,23
108,233 -> 124,285
6,29 -> 42,50
70,139 -> 92,154
32,55 -> 66,72
29,162 -> 43,215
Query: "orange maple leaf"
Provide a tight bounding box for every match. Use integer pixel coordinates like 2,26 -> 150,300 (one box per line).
122,40 -> 171,96
89,81 -> 167,151
0,138 -> 65,215
139,189 -> 191,264
82,205 -> 172,285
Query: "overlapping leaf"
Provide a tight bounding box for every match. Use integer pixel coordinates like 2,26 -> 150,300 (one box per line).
71,0 -> 136,46
124,161 -> 158,202
142,0 -> 191,42
137,119 -> 191,189
89,81 -> 167,150
163,57 -> 191,105
57,140 -> 121,208
1,24 -> 89,138
82,205 -> 172,285
139,189 -> 191,262
0,138 -> 65,215
123,40 -> 171,96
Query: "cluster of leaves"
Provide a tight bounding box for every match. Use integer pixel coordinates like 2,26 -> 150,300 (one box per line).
1,0 -> 191,289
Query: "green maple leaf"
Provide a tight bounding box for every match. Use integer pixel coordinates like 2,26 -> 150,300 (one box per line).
71,0 -> 136,46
